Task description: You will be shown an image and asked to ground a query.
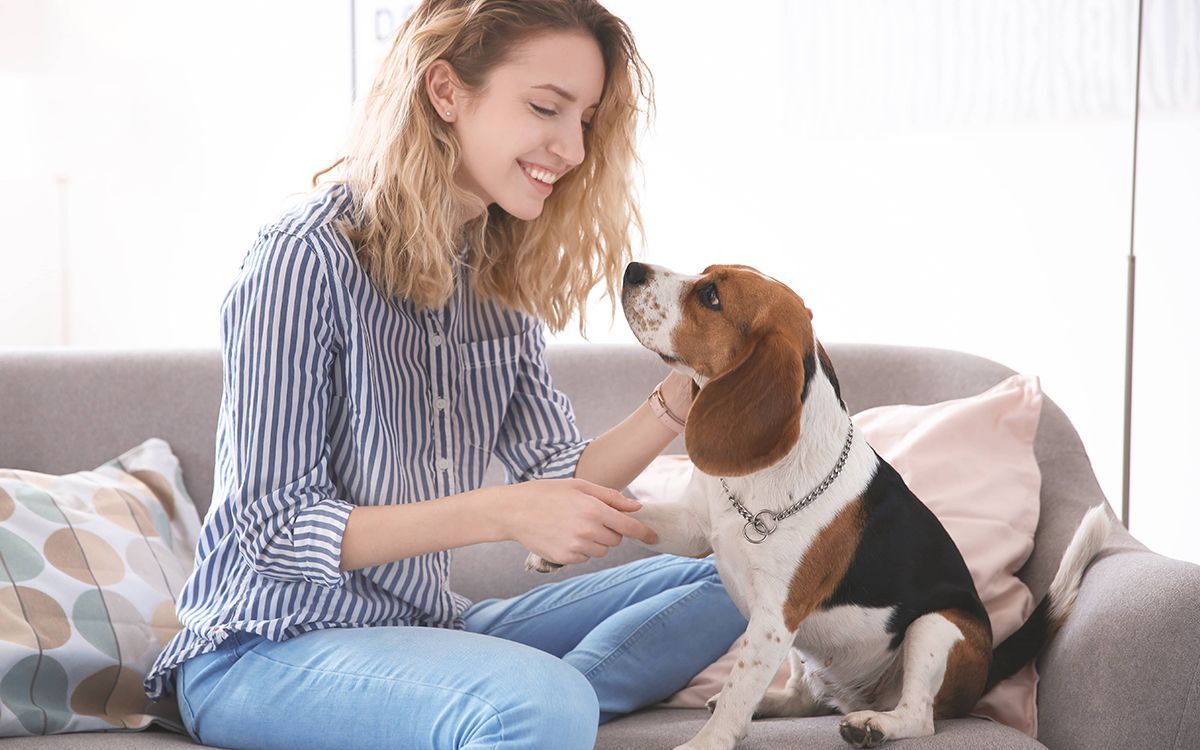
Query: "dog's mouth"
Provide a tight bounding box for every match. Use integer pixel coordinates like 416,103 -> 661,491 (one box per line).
642,344 -> 679,365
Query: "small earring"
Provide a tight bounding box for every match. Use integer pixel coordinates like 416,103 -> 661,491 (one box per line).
445,111 -> 452,117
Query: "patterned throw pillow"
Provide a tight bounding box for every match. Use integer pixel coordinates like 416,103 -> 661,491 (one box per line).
0,438 -> 200,737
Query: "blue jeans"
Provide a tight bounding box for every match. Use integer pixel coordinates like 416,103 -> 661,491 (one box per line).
175,554 -> 746,750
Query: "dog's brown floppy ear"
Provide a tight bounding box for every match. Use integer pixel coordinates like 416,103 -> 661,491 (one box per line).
684,332 -> 804,477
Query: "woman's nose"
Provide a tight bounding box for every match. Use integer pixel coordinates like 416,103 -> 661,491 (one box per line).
551,122 -> 586,169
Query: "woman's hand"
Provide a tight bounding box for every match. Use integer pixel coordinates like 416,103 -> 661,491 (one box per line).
490,478 -> 659,567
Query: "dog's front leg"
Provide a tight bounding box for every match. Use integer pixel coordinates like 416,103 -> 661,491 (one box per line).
628,498 -> 712,558
675,610 -> 793,750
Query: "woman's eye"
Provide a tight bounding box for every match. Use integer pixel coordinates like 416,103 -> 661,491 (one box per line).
531,104 -> 557,117
699,283 -> 721,310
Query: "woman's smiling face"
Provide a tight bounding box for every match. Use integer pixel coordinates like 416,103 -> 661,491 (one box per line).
431,31 -> 606,222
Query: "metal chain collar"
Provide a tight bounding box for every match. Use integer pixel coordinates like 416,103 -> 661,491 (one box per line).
721,422 -> 855,544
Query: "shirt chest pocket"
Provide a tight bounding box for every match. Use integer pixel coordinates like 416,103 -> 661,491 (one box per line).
456,334 -> 522,454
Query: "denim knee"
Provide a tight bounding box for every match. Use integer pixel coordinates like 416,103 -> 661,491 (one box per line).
537,659 -> 599,748
502,656 -> 599,750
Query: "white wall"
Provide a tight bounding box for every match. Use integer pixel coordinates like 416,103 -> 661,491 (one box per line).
0,0 -> 353,349
1,1 -> 1196,563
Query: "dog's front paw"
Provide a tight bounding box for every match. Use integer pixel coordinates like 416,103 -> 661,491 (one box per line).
838,712 -> 888,748
673,733 -> 736,750
523,552 -> 563,573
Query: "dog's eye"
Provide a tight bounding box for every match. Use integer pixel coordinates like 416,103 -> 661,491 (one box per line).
698,283 -> 721,310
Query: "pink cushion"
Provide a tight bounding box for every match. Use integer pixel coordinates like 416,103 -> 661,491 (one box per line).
634,374 -> 1044,737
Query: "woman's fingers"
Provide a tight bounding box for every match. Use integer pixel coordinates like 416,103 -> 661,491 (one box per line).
593,526 -> 622,548
574,479 -> 642,512
583,541 -> 609,559
569,481 -> 659,545
601,506 -> 658,545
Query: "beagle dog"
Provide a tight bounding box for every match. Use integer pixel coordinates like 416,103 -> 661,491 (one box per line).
528,262 -> 1111,749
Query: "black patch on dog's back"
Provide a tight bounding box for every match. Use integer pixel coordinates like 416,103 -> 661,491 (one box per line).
822,452 -> 990,650
801,345 -> 846,410
817,345 -> 846,410
801,350 -> 817,403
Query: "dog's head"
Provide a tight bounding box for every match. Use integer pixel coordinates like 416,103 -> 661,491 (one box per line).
622,261 -> 838,477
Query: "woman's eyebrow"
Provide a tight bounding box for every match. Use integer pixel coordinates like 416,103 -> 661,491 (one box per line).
532,83 -> 600,109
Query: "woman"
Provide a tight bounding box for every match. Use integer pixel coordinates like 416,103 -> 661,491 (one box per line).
144,2 -> 746,748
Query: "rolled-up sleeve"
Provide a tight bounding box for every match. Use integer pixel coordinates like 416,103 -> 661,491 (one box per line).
492,322 -> 592,482
217,229 -> 353,589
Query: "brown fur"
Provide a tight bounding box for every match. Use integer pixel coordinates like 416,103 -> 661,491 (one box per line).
932,609 -> 992,718
782,498 -> 867,631
675,266 -> 816,477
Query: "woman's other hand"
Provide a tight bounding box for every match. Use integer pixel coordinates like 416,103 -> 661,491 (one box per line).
489,478 -> 659,569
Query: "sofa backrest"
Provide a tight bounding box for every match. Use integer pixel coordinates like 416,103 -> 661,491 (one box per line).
0,343 -> 1116,604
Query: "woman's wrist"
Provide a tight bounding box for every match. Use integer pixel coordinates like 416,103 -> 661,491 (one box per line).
651,370 -> 695,431
648,384 -> 687,433
466,486 -> 512,543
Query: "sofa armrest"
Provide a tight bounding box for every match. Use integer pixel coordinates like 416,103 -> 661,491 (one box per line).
1037,531 -> 1200,750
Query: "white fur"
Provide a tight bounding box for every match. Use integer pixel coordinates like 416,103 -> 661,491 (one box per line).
621,263 -> 705,382
1046,504 -> 1111,627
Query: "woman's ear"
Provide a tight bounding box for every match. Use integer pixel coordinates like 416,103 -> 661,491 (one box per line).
684,331 -> 804,477
426,60 -> 464,122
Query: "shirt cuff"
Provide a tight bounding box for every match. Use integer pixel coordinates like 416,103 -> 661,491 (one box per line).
290,498 -> 355,588
530,439 -> 593,481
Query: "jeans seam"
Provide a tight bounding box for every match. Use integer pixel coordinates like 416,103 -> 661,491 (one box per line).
177,647 -> 238,745
175,670 -> 203,745
489,557 -> 716,630
578,580 -> 713,680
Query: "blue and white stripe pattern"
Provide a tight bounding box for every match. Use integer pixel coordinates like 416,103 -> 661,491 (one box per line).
144,183 -> 590,701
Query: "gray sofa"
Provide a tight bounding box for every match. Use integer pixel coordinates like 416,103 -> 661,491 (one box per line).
2,343 -> 1197,750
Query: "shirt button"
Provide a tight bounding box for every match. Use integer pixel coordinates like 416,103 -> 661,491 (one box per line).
431,335 -> 444,346
436,457 -> 450,471
434,397 -> 448,410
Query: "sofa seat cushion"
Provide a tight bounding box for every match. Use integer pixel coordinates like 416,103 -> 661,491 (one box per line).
597,710 -> 1047,749
0,726 -> 198,749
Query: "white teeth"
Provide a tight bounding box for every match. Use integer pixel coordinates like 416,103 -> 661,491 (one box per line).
523,164 -> 558,185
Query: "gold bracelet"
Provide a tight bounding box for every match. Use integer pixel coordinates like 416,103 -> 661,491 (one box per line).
649,384 -> 687,432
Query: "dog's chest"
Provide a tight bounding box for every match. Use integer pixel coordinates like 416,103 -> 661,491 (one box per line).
700,476 -> 848,617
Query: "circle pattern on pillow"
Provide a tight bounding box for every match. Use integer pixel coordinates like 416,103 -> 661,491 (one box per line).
0,438 -> 201,737
0,653 -> 70,734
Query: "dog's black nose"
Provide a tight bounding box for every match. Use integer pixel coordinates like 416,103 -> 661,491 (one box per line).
624,262 -> 647,286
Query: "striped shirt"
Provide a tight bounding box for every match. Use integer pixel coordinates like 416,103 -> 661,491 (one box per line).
144,183 -> 590,701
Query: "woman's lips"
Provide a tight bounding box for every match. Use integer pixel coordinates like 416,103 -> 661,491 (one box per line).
519,161 -> 555,196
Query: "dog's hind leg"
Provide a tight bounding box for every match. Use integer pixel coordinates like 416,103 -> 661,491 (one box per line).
750,648 -> 836,718
837,612 -> 966,748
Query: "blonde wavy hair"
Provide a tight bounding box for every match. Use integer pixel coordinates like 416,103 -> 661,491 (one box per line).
312,0 -> 653,333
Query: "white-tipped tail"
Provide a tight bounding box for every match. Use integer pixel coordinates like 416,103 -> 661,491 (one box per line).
987,504 -> 1112,690
1046,504 -> 1112,629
